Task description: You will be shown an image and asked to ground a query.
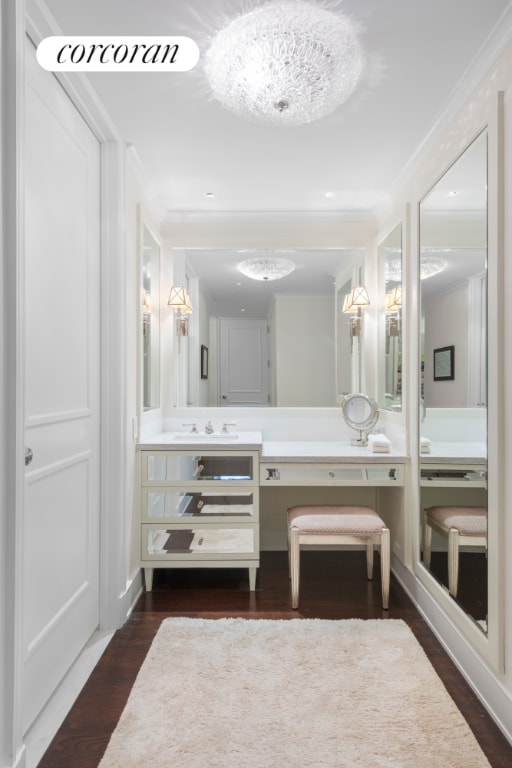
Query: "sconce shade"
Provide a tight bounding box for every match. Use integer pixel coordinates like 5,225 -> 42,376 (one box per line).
385,285 -> 402,312
343,285 -> 370,313
350,285 -> 370,308
342,293 -> 358,314
168,285 -> 193,313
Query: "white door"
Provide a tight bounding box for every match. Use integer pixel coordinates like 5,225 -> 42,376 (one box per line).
218,318 -> 269,406
22,42 -> 101,732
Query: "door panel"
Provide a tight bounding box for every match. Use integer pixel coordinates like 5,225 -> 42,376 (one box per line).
218,318 -> 269,405
23,41 -> 101,732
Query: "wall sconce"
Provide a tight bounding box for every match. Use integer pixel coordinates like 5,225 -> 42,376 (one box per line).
343,285 -> 370,350
168,285 -> 193,340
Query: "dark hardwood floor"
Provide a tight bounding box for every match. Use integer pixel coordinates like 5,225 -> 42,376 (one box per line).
38,552 -> 512,767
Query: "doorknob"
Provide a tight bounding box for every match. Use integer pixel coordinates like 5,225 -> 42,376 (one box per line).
25,447 -> 33,466
222,395 -> 227,399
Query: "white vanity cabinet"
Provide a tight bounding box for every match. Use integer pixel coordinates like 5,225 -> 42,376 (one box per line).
138,449 -> 260,591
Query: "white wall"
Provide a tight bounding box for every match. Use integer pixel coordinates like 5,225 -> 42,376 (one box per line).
273,295 -> 335,407
196,288 -> 211,406
423,283 -> 469,407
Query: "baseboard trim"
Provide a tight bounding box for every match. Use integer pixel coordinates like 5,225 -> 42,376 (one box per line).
22,630 -> 113,768
22,571 -> 143,768
391,556 -> 512,748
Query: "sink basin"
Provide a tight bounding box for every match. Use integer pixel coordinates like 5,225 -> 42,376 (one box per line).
172,433 -> 239,440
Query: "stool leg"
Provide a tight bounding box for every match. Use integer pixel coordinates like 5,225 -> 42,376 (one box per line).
424,520 -> 432,568
365,542 -> 374,580
448,528 -> 459,597
290,527 -> 300,609
381,528 -> 390,610
287,524 -> 290,578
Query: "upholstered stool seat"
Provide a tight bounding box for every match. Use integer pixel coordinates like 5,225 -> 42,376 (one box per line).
287,505 -> 390,610
423,506 -> 487,597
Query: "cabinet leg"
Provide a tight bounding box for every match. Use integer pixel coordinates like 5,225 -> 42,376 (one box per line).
144,567 -> 154,592
249,567 -> 257,591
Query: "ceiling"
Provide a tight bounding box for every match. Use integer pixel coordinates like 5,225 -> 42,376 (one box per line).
40,0 -> 512,216
38,0 -> 510,313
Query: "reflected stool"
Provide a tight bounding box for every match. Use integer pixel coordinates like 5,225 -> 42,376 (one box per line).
287,505 -> 390,610
423,506 -> 487,597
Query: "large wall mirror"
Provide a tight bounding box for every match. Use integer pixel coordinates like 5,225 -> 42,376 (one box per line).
378,223 -> 402,412
141,223 -> 161,412
175,248 -> 366,407
418,130 -> 488,631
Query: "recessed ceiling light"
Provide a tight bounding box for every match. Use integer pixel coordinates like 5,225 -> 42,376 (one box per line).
448,190 -> 457,197
324,191 -> 334,198
240,308 -> 246,312
206,192 -> 215,197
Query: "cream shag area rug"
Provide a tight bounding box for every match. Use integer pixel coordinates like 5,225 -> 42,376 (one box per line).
99,618 -> 490,768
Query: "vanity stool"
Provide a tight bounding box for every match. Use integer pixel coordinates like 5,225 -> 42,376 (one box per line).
287,505 -> 390,610
423,506 -> 487,597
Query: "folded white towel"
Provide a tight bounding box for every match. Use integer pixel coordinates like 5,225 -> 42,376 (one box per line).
367,445 -> 391,453
420,436 -> 431,454
367,434 -> 391,453
368,433 -> 391,446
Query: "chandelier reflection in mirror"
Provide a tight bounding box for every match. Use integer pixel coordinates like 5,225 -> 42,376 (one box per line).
385,250 -> 448,282
204,0 -> 364,126
237,256 -> 296,281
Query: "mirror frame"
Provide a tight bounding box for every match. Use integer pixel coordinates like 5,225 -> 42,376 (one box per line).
138,205 -> 162,424
412,97 -> 504,673
418,129 -> 488,631
378,222 -> 403,413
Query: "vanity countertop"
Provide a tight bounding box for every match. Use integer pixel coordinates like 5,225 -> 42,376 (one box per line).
137,431 -> 263,451
420,441 -> 486,464
261,440 -> 408,463
137,433 -> 408,461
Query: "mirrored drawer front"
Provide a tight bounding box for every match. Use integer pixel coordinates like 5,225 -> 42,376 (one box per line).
260,463 -> 403,486
142,489 -> 257,522
420,466 -> 487,488
142,452 -> 256,484
142,523 -> 259,560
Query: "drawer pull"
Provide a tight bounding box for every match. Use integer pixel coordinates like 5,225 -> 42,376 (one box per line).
328,471 -> 335,478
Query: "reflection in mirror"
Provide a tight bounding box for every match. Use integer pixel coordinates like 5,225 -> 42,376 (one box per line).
418,131 -> 488,632
336,278 -> 353,396
142,224 -> 160,411
378,224 -> 402,412
336,261 -> 367,396
178,248 -> 365,407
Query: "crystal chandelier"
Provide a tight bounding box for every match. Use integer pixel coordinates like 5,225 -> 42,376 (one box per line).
237,256 -> 296,281
204,0 -> 364,126
385,254 -> 448,282
419,255 -> 448,280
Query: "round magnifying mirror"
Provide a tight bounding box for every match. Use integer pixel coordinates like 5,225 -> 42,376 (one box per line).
342,393 -> 379,446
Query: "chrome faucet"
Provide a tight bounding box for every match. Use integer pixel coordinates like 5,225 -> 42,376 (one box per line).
182,423 -> 198,434
221,422 -> 237,433
204,420 -> 215,434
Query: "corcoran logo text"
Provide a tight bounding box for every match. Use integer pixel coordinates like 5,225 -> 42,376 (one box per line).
37,36 -> 199,72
